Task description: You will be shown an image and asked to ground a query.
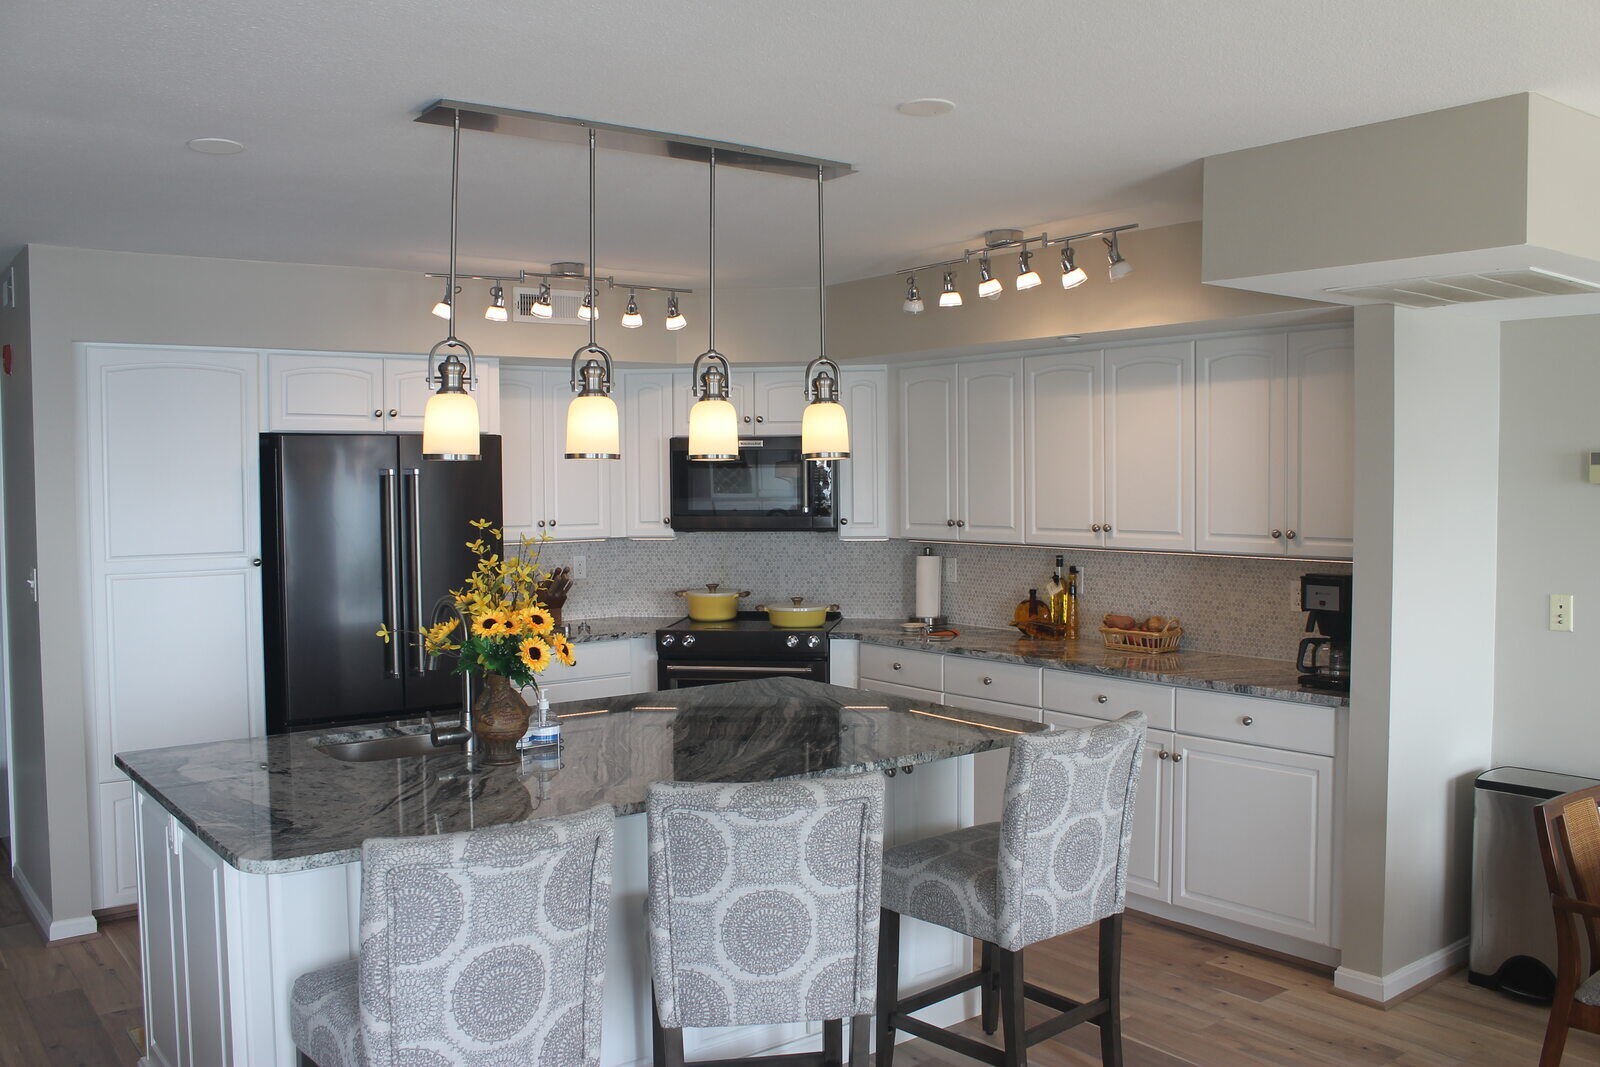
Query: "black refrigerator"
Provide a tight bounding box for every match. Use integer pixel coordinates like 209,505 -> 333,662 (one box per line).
260,433 -> 503,733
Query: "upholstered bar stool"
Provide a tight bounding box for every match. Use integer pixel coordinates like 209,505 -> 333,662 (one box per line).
646,774 -> 886,1066
291,803 -> 615,1067
875,712 -> 1146,1067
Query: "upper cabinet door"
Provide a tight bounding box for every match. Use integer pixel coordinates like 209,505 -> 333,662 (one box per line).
266,353 -> 386,431
958,358 -> 1025,543
750,369 -> 808,433
1103,342 -> 1195,551
1024,350 -> 1104,547
621,372 -> 678,537
544,372 -> 614,540
384,357 -> 433,432
1195,334 -> 1288,555
837,368 -> 892,538
499,369 -> 545,543
1286,328 -> 1354,559
898,365 -> 960,539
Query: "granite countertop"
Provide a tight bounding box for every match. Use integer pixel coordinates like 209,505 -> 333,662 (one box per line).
834,620 -> 1348,707
115,677 -> 1043,875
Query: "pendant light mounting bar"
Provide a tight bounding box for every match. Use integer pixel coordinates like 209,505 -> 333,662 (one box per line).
417,100 -> 855,181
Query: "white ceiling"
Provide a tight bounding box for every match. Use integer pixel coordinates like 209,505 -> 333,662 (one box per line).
4,0 -> 1600,287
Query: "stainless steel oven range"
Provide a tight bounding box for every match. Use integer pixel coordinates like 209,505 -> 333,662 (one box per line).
655,611 -> 842,689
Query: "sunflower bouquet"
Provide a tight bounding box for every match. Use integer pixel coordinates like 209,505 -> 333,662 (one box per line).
376,518 -> 575,691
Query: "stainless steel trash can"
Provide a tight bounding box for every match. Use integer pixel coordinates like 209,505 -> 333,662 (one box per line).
1468,766 -> 1599,1002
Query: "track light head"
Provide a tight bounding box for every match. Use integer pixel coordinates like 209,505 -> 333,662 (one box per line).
939,270 -> 963,308
977,255 -> 1003,300
1015,248 -> 1041,290
903,276 -> 925,314
665,293 -> 688,331
621,290 -> 644,328
1060,245 -> 1088,290
431,280 -> 454,319
531,281 -> 554,318
1105,233 -> 1133,281
578,290 -> 598,320
484,284 -> 509,322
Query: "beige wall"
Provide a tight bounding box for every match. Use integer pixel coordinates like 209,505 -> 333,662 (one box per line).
672,287 -> 820,366
823,221 -> 1329,362
1524,95 -> 1600,266
1494,314 -> 1600,777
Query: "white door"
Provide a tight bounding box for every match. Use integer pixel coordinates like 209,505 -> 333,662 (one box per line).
958,359 -> 1025,543
499,369 -> 546,543
674,371 -> 748,437
1194,334 -> 1287,555
264,353 -> 385,431
96,780 -> 139,909
384,357 -> 435,433
177,826 -> 232,1066
1128,729 -> 1174,902
1103,342 -> 1194,550
137,795 -> 183,1067
898,365 -> 960,538
1170,733 -> 1335,945
621,372 -> 678,537
837,368 -> 891,539
750,369 -> 808,433
544,371 -> 614,539
1024,350 -> 1104,546
1285,328 -> 1355,559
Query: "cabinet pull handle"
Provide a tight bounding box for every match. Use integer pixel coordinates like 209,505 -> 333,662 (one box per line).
743,415 -> 752,423
1157,750 -> 1169,760
548,519 -> 557,527
840,518 -> 849,525
755,415 -> 765,423
1241,716 -> 1254,726
251,558 -> 262,567
1103,524 -> 1111,534
664,517 -> 672,526
892,662 -> 903,671
947,519 -> 956,527
956,519 -> 966,528
1170,753 -> 1184,763
1090,523 -> 1100,532
982,676 -> 993,685
373,409 -> 383,418
1096,694 -> 1109,704
1286,530 -> 1297,540
389,408 -> 398,417
537,520 -> 546,528
1271,529 -> 1282,539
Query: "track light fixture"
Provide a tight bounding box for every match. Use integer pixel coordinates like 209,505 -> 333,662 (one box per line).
665,293 -> 687,331
484,284 -> 508,322
431,280 -> 454,319
1060,245 -> 1087,290
903,276 -> 925,314
578,290 -> 597,320
621,290 -> 643,328
939,270 -> 963,308
1105,232 -> 1133,280
422,108 -> 480,461
1014,248 -> 1041,290
531,281 -> 554,318
564,128 -> 620,460
977,255 -> 1002,300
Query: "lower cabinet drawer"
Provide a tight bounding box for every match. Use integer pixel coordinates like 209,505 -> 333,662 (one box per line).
546,638 -> 633,683
943,656 -> 1041,708
860,644 -> 944,691
1174,689 -> 1335,756
1042,670 -> 1175,730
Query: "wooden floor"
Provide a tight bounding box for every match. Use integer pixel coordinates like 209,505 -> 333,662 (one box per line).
0,859 -> 1593,1065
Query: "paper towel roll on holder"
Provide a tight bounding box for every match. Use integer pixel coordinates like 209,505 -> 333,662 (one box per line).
909,547 -> 949,630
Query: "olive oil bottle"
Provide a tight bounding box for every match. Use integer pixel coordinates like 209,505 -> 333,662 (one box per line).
1047,555 -> 1067,623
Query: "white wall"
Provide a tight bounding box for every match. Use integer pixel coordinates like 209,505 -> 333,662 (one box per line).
1493,314 -> 1600,778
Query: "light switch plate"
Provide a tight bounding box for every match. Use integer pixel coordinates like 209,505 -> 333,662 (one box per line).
571,555 -> 586,580
1550,593 -> 1574,632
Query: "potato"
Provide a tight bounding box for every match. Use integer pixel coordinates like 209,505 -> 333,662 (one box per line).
1104,614 -> 1138,631
1144,616 -> 1166,632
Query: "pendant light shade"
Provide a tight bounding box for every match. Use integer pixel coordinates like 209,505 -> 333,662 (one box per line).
1060,244 -> 1088,289
565,128 -> 621,460
977,254 -> 1003,299
484,284 -> 508,321
1014,248 -> 1042,290
531,281 -> 555,318
903,276 -> 925,314
688,150 -> 742,460
621,290 -> 643,328
688,394 -> 740,461
422,109 -> 480,461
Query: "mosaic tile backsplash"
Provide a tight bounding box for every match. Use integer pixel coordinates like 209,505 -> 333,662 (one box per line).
526,533 -> 1350,662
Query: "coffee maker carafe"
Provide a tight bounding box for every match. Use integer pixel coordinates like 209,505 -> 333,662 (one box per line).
1297,573 -> 1352,692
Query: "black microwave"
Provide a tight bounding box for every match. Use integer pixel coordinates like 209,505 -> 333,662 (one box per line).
668,436 -> 837,531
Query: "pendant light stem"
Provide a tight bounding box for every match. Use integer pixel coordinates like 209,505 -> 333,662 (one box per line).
587,127 -> 597,349
707,149 -> 717,353
447,108 -> 460,344
816,164 -> 826,359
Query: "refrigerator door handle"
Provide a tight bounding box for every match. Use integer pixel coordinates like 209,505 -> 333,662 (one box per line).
405,468 -> 425,675
381,468 -> 402,679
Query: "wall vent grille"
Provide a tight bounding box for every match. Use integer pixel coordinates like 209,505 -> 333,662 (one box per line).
511,286 -> 586,325
1326,268 -> 1600,308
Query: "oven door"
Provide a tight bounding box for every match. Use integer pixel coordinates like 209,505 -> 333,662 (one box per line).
656,660 -> 830,690
669,436 -> 836,531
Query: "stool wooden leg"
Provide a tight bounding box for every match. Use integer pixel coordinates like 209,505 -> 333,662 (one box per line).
824,1018 -> 844,1065
651,989 -> 685,1067
998,946 -> 1028,1067
1098,914 -> 1125,1067
980,941 -> 998,1036
849,1013 -> 871,1067
875,909 -> 901,1066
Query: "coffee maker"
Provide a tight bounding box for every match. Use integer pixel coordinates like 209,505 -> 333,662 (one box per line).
1297,573 -> 1352,692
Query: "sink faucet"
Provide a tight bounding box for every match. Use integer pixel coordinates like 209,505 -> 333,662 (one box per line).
426,595 -> 476,757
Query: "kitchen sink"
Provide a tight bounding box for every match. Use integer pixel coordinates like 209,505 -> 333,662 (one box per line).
315,733 -> 465,762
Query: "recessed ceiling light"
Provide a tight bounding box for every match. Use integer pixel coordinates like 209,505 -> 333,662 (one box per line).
896,98 -> 955,118
186,137 -> 245,155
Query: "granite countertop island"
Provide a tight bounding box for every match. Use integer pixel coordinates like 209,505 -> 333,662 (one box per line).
116,676 -> 1043,875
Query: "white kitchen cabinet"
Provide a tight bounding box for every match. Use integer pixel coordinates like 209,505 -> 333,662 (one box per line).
97,780 -> 140,914
748,369 -> 808,433
620,370 -> 679,537
1023,350 -> 1103,547
265,351 -> 498,435
1171,733 -> 1335,945
836,367 -> 892,539
500,367 -> 613,542
1195,333 -> 1288,555
384,357 -> 500,436
1285,328 -> 1355,559
85,344 -> 264,908
898,364 -> 960,539
958,358 -> 1026,542
1102,341 -> 1194,550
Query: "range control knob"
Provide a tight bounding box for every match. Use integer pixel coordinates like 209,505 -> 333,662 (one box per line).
807,635 -> 822,648
681,635 -> 696,648
785,635 -> 801,648
660,634 -> 676,647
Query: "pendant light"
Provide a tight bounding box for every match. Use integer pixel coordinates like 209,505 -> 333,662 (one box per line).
688,149 -> 740,461
422,108 -> 480,462
802,164 -> 849,461
565,128 -> 620,460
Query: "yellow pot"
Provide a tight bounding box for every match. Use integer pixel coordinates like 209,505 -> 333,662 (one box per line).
756,598 -> 840,628
675,583 -> 750,622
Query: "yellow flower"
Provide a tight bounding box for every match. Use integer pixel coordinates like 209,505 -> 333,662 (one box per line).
469,518 -> 493,530
375,623 -> 391,644
465,538 -> 488,555
520,606 -> 554,636
551,632 -> 576,667
518,637 -> 553,674
471,610 -> 514,638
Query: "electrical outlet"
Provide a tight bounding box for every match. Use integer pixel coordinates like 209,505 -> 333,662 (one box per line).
1290,579 -> 1302,611
571,555 -> 586,580
1550,593 -> 1574,632
946,558 -> 958,583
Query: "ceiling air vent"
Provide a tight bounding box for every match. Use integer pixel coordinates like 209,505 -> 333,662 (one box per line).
511,286 -> 586,325
1326,268 -> 1600,309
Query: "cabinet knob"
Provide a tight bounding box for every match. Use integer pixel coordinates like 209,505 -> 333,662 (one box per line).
956,519 -> 966,528
755,415 -> 765,423
1157,750 -> 1169,760
1170,753 -> 1184,763
743,415 -> 752,424
1103,524 -> 1111,534
1091,523 -> 1101,532
537,520 -> 546,528
840,518 -> 849,525
1286,530 -> 1297,540
373,409 -> 383,418
251,558 -> 262,567
664,517 -> 672,526
892,662 -> 903,671
1096,694 -> 1108,704
982,676 -> 993,685
548,519 -> 557,527
1271,529 -> 1283,539
947,519 -> 957,527
1241,716 -> 1254,726
388,408 -> 398,417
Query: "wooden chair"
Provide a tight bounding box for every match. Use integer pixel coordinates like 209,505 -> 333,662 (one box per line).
1535,783 -> 1600,1066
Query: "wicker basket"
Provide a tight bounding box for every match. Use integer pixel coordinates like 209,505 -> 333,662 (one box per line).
1098,625 -> 1182,653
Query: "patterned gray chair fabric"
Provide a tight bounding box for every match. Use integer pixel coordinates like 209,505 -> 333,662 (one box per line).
646,773 -> 886,1030
290,803 -> 615,1067
882,711 -> 1146,951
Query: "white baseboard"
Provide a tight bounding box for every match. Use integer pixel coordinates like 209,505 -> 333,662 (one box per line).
11,863 -> 99,941
1333,937 -> 1469,1003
